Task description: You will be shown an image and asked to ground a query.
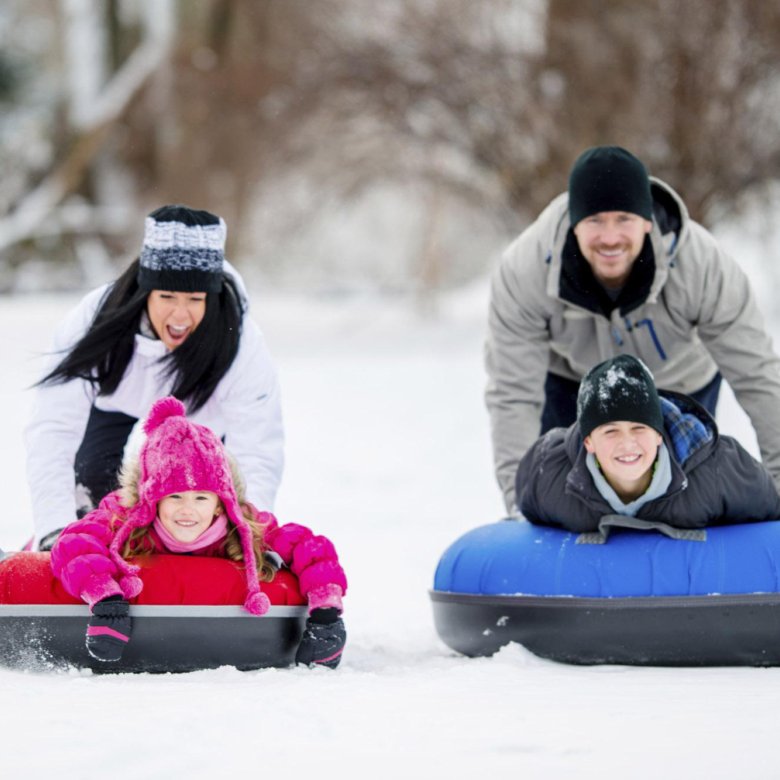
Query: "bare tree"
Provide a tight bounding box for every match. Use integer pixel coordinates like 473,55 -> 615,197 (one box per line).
120,0 -> 306,246
0,0 -> 174,288
4,0 -> 780,292
259,0 -> 545,224
541,0 -> 780,223
0,0 -> 316,288
261,0 -> 780,231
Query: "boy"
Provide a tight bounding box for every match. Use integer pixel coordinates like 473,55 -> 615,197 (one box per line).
515,355 -> 780,535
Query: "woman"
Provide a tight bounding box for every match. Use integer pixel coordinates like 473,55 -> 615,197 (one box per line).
25,205 -> 283,550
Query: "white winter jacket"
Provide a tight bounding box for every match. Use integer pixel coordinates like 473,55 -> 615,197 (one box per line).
486,177 -> 780,512
25,266 -> 284,544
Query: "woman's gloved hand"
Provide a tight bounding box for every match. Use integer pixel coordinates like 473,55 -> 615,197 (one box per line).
38,528 -> 64,551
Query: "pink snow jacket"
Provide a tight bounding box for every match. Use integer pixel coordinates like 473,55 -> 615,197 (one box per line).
50,491 -> 347,614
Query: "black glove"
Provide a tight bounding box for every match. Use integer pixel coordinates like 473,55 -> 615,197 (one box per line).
38,528 -> 64,551
86,595 -> 132,663
295,608 -> 346,669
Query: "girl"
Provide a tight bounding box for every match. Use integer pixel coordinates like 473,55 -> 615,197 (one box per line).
51,397 -> 346,668
26,205 -> 283,550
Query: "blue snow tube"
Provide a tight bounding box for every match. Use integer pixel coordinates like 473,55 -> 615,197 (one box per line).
430,519 -> 780,666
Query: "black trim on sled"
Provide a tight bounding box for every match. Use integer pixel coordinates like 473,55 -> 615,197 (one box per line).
430,591 -> 780,667
0,605 -> 307,673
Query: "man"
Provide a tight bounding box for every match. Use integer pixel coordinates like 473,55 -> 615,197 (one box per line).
486,145 -> 780,513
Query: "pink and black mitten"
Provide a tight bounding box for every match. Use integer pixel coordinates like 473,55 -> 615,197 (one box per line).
295,608 -> 346,669
86,595 -> 132,663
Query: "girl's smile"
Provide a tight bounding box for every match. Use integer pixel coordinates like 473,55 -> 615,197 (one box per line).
157,491 -> 221,543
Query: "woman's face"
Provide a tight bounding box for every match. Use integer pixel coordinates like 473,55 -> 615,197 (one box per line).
157,491 -> 221,543
146,290 -> 207,350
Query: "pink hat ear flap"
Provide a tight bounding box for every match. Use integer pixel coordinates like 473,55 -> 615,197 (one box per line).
108,502 -> 154,580
223,497 -> 269,616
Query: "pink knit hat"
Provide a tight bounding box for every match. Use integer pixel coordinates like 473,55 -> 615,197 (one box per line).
109,397 -> 270,615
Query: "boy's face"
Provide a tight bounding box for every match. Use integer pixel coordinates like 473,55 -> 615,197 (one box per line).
584,421 -> 662,490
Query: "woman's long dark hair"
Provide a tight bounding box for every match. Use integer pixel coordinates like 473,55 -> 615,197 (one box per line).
40,258 -> 243,412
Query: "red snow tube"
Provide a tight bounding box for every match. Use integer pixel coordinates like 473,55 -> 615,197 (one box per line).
0,553 -> 308,673
0,552 -> 306,606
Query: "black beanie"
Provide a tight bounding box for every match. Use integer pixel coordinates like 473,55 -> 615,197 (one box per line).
577,355 -> 664,439
568,146 -> 653,226
137,205 -> 225,293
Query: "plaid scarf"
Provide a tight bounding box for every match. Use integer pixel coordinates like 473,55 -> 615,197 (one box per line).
660,396 -> 713,465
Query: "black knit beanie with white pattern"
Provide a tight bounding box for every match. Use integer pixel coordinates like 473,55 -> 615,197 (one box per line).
137,205 -> 225,293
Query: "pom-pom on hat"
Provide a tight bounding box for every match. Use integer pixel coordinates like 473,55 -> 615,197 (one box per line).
577,355 -> 664,439
137,205 -> 226,293
108,396 -> 270,615
568,146 -> 653,227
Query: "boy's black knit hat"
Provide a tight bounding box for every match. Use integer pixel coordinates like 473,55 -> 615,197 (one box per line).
577,354 -> 664,438
137,205 -> 225,293
568,146 -> 653,226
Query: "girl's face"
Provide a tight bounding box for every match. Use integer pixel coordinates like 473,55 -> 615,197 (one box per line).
146,290 -> 207,350
157,491 -> 221,543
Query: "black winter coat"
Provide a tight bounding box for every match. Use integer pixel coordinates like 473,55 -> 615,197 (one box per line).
516,392 -> 780,533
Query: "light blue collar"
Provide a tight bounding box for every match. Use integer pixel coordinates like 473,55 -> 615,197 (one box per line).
586,442 -> 672,516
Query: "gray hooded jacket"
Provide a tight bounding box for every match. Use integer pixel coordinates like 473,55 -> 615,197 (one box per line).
486,178 -> 780,511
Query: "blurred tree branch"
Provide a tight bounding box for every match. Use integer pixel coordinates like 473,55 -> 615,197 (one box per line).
3,0 -> 780,291
259,0 -> 780,228
0,0 -> 173,254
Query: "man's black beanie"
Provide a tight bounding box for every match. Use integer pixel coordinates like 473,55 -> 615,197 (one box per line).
576,354 -> 664,439
568,146 -> 653,226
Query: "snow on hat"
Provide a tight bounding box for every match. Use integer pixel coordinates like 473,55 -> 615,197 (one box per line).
108,397 -> 270,615
577,354 -> 664,439
137,205 -> 226,293
568,146 -> 653,226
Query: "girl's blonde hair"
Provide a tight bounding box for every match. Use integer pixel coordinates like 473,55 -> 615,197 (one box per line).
115,454 -> 275,581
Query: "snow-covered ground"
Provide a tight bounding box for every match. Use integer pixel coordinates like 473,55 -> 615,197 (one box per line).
0,276 -> 778,779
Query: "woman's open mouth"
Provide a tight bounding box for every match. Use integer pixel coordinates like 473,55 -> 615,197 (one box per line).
166,324 -> 190,343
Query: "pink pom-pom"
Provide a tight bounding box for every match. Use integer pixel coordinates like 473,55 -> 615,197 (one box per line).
144,397 -> 186,434
120,574 -> 144,600
243,590 -> 271,616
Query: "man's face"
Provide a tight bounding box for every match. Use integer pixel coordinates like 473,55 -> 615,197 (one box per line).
573,211 -> 652,288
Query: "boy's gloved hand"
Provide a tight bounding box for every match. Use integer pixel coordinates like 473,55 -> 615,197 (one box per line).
295,608 -> 346,669
86,595 -> 132,663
